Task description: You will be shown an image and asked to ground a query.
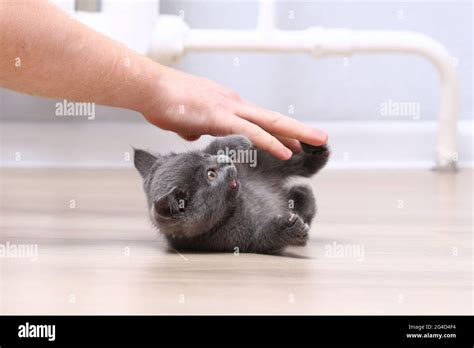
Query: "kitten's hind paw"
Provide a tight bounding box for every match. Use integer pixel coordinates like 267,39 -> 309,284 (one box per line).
280,212 -> 310,246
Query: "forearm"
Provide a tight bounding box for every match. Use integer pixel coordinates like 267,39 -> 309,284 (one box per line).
0,0 -> 159,113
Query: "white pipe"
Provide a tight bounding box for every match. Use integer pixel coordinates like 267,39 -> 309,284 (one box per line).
185,29 -> 315,52
149,17 -> 459,171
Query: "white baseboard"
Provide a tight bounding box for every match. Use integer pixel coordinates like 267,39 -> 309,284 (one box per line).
1,120 -> 472,169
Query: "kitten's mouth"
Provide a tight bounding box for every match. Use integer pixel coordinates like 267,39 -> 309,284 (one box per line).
229,179 -> 239,190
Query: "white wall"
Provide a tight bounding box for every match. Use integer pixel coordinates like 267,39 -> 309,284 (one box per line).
162,0 -> 472,122
0,0 -> 472,168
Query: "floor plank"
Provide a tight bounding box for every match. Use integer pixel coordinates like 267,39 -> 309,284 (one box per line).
0,168 -> 472,314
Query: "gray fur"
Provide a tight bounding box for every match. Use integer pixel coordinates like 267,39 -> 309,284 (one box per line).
134,135 -> 329,254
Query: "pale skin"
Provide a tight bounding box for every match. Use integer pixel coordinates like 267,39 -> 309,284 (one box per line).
0,0 -> 328,160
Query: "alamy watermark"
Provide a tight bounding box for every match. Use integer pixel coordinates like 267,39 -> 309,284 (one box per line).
0,241 -> 38,262
217,147 -> 257,168
324,241 -> 365,262
18,322 -> 55,341
380,99 -> 420,120
55,99 -> 95,120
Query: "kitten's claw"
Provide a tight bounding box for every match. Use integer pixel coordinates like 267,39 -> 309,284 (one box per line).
288,213 -> 297,224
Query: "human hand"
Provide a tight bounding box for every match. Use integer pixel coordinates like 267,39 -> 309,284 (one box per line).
141,66 -> 328,160
0,0 -> 326,160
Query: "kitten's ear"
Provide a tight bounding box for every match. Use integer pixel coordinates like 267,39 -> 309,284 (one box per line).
133,148 -> 158,178
154,186 -> 181,219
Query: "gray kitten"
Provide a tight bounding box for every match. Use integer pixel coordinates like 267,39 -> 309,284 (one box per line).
134,135 -> 329,254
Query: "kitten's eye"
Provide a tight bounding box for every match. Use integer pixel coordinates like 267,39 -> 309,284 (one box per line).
207,169 -> 218,181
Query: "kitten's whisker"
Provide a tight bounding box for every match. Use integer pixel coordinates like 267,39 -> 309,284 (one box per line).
178,136 -> 196,153
171,247 -> 189,261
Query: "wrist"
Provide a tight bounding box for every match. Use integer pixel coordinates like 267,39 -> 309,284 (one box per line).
109,49 -> 166,116
128,56 -> 167,117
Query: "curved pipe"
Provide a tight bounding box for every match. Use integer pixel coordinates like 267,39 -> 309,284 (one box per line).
149,17 -> 459,171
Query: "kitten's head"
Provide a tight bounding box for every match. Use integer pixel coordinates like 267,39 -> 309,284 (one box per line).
134,149 -> 240,238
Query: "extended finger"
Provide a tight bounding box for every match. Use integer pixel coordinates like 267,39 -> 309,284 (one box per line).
235,101 -> 328,146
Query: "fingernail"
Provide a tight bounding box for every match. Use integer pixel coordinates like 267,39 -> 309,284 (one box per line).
283,147 -> 293,159
312,129 -> 328,144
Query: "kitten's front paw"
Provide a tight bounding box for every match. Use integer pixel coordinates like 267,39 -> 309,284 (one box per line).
280,212 -> 310,246
224,135 -> 252,151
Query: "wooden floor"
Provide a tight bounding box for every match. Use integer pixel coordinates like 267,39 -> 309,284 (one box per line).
0,168 -> 472,314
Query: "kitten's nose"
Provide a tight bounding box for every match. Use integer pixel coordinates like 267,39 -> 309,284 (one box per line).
229,179 -> 238,190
